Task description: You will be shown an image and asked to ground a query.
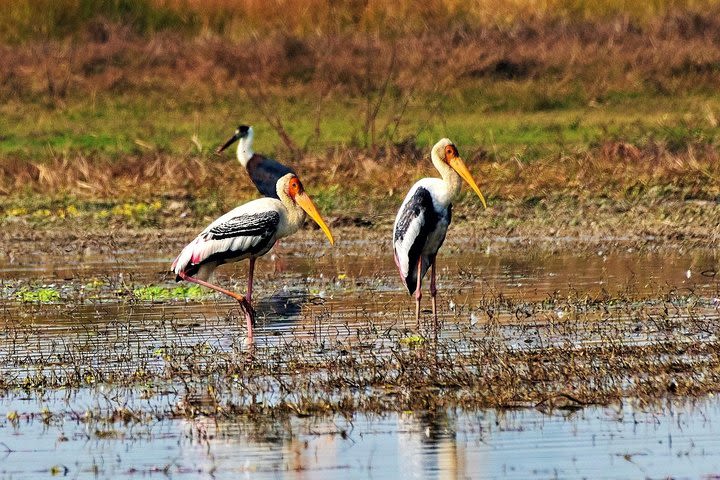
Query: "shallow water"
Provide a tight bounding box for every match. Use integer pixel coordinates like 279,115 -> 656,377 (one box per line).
2,391 -> 720,479
1,238 -> 718,366
1,234 -> 719,478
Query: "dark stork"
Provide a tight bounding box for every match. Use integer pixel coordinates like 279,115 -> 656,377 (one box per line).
172,173 -> 334,342
393,138 -> 487,325
216,125 -> 295,199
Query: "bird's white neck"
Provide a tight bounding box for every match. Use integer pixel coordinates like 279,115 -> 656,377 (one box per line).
277,189 -> 306,238
236,136 -> 254,167
431,148 -> 462,204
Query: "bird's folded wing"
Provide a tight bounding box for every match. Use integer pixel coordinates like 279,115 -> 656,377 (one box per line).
206,211 -> 280,240
249,154 -> 296,198
175,211 -> 281,268
393,187 -> 434,281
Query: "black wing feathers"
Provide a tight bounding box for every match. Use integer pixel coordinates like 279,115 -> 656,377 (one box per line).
248,154 -> 295,199
206,211 -> 280,241
394,187 -> 438,243
395,187 -> 439,293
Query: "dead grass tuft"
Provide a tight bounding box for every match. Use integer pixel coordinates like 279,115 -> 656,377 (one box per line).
1,139 -> 718,206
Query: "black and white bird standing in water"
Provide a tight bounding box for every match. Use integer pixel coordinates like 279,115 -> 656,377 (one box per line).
393,138 -> 487,325
171,173 -> 334,342
216,125 -> 295,199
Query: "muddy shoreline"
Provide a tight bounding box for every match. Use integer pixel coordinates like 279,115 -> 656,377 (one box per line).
2,194 -> 719,261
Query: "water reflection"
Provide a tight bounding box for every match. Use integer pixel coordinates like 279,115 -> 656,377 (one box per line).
255,288 -> 308,328
4,394 -> 717,479
176,409 -> 473,479
169,400 -> 720,479
1,239 -> 719,478
398,409 -> 471,480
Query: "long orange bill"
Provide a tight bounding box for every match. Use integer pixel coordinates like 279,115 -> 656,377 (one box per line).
448,156 -> 487,209
294,192 -> 335,245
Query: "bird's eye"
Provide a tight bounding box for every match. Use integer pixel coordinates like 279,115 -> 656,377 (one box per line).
290,178 -> 300,193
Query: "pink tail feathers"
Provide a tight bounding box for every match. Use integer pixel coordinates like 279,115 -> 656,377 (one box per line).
171,238 -> 199,276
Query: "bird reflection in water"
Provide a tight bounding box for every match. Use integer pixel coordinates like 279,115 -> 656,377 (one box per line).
399,409 -> 468,479
252,288 -> 308,329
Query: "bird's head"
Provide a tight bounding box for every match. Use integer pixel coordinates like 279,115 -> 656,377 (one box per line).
432,138 -> 487,209
216,125 -> 254,165
279,173 -> 334,245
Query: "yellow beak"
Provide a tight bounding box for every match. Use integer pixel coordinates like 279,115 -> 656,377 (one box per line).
294,192 -> 335,245
448,156 -> 487,209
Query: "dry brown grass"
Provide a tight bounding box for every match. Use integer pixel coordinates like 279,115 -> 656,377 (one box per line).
2,7 -> 720,102
2,2 -> 719,220
3,0 -> 716,41
1,140 -> 717,204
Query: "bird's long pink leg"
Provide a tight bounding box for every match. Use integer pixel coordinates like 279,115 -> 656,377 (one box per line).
415,256 -> 423,326
245,258 -> 256,341
430,256 -> 438,328
177,271 -> 254,339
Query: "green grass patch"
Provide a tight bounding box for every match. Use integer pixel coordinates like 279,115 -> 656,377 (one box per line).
3,88 -> 718,163
16,287 -> 61,303
133,284 -> 205,301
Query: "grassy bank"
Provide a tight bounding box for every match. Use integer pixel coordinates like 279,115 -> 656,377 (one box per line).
1,1 -> 719,230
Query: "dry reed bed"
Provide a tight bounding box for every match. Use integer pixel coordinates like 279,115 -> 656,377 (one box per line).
6,0 -> 715,40
1,144 -> 719,254
1,141 -> 718,201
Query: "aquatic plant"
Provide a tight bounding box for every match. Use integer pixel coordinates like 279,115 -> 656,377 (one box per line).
15,287 -> 61,303
132,284 -> 205,301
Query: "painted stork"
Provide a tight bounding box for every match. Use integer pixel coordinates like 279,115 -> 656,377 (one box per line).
393,138 -> 487,325
171,173 -> 334,342
216,125 -> 295,199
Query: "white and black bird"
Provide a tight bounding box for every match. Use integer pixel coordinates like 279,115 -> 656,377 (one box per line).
393,138 -> 487,324
216,125 -> 294,199
171,173 -> 334,342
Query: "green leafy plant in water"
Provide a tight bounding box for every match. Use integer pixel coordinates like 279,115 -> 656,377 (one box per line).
16,287 -> 61,303
399,334 -> 426,347
83,279 -> 106,290
133,284 -> 205,301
